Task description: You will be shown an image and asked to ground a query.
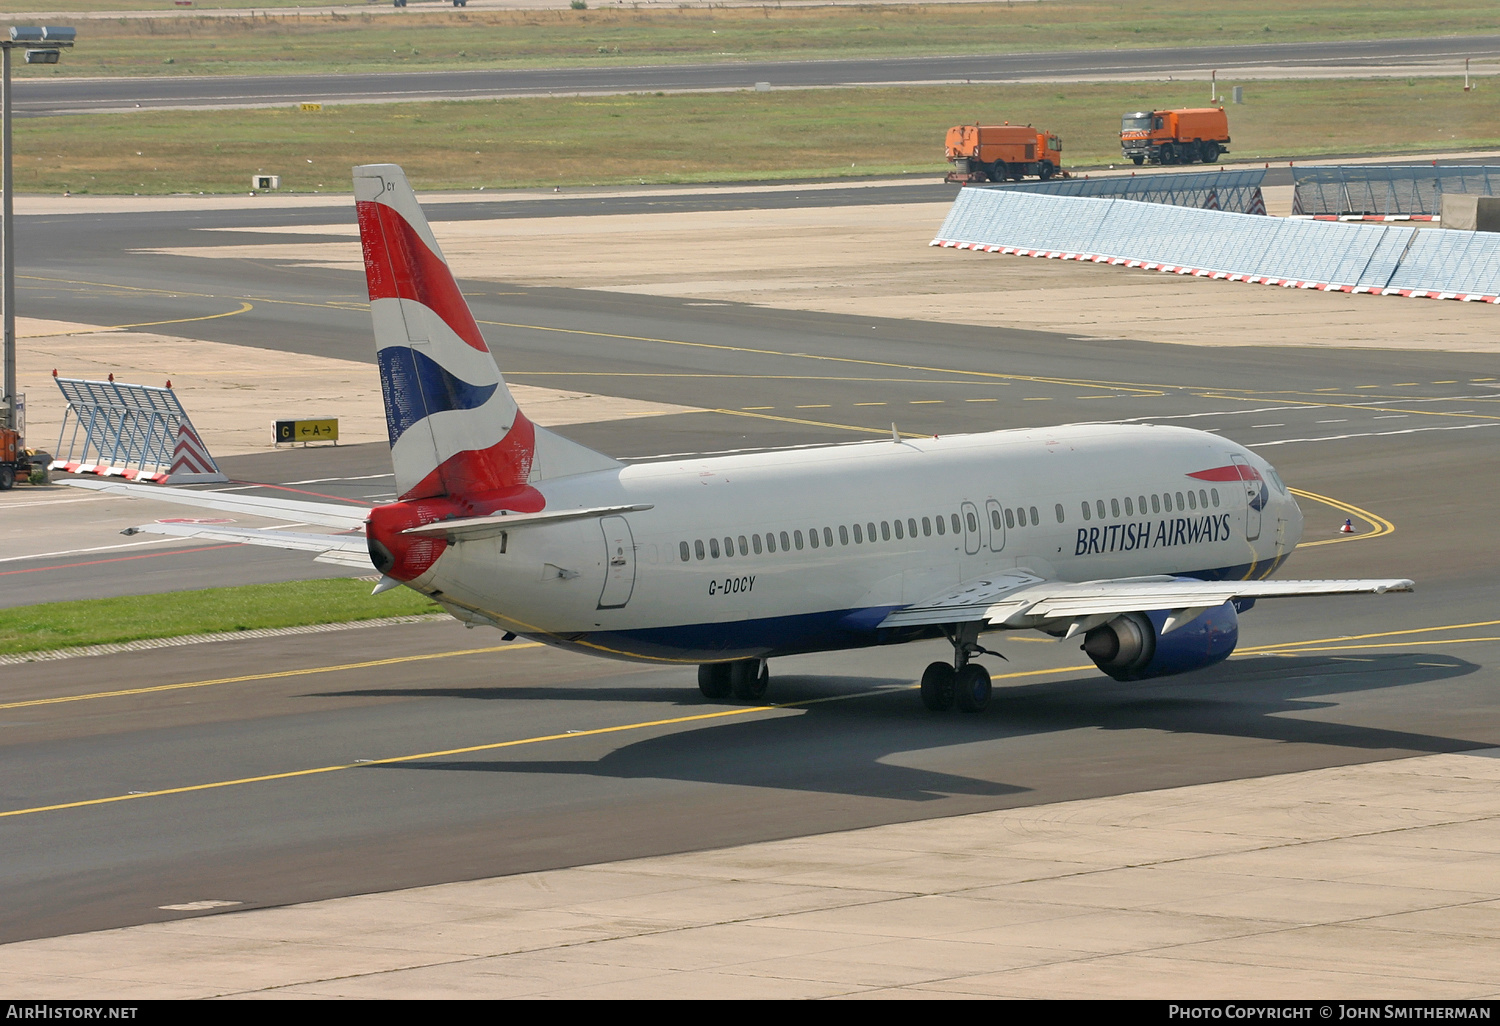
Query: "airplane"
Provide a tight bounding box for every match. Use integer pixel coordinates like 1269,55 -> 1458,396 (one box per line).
70,164 -> 1414,713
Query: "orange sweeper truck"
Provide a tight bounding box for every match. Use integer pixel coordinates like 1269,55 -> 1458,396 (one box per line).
945,123 -> 1065,183
1119,107 -> 1230,165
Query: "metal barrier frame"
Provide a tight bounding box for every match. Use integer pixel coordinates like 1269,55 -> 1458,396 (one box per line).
1292,165 -> 1500,217
53,377 -> 210,475
976,169 -> 1268,215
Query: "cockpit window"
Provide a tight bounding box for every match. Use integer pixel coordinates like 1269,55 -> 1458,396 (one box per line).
1267,467 -> 1288,494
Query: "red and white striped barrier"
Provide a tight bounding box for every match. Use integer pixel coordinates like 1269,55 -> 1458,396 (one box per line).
49,461 -> 169,483
929,238 -> 1500,304
165,423 -> 228,484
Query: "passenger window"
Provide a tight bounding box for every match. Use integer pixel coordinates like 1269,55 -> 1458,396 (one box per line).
907,518 -> 917,538
839,525 -> 849,545
991,509 -> 1003,530
1176,491 -> 1185,510
1187,491 -> 1197,510
723,536 -> 734,558
679,541 -> 690,562
1030,506 -> 1039,525
780,531 -> 790,551
853,523 -> 863,543
1138,495 -> 1148,514
794,530 -> 804,550
894,520 -> 904,540
808,528 -> 819,549
710,538 -> 721,558
752,534 -> 763,555
868,522 -> 877,542
1081,501 -> 1091,521
1199,489 -> 1209,508
1124,497 -> 1134,516
965,511 -> 977,533
1055,504 -> 1065,524
1004,508 -> 1015,529
1211,488 -> 1220,507
1151,494 -> 1161,514
738,535 -> 749,555
1111,498 -> 1120,518
935,515 -> 945,536
1096,499 -> 1106,520
922,517 -> 931,537
1163,493 -> 1172,512
882,521 -> 892,541
825,527 -> 834,547
695,540 -> 706,560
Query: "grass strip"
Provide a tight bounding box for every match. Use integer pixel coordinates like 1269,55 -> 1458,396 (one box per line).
0,578 -> 441,655
10,1 -> 1500,79
22,77 -> 1500,195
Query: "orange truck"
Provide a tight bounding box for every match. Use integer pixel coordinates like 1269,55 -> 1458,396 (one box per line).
1119,107 -> 1230,166
945,124 -> 1064,183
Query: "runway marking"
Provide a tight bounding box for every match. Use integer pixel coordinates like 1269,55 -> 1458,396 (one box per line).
0,664 -> 1090,821
0,537 -> 178,564
1287,488 -> 1394,547
0,543 -> 240,576
1199,392 -> 1500,424
707,407 -> 929,439
18,301 -> 253,337
1248,619 -> 1500,651
0,642 -> 540,712
1249,422 -> 1500,449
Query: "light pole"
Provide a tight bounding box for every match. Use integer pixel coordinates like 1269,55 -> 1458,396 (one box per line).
1,26 -> 73,435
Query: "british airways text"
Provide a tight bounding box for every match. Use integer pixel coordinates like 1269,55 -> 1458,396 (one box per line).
1076,514 -> 1233,556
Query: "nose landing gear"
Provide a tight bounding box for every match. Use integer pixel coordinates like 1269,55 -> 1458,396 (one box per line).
921,623 -> 1001,713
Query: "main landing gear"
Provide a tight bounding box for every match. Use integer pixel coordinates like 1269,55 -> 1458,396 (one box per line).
920,624 -> 1002,714
698,658 -> 769,703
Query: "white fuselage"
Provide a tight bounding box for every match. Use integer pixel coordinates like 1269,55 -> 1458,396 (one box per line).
416,423 -> 1302,663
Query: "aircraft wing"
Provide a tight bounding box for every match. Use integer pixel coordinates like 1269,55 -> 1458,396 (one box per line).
880,571 -> 1415,636
120,520 -> 371,569
65,478 -> 370,531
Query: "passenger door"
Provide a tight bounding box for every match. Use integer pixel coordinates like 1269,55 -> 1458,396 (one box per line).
960,500 -> 983,556
597,516 -> 636,609
984,499 -> 1007,553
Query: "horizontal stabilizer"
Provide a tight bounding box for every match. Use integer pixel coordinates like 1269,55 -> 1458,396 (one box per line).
122,521 -> 370,569
67,478 -> 370,531
401,503 -> 654,543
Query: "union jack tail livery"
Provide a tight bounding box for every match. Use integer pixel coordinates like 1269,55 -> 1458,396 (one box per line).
353,164 -> 617,502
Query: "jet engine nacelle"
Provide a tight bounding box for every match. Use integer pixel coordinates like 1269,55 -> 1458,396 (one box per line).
1081,601 -> 1239,681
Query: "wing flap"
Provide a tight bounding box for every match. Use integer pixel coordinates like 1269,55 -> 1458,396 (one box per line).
880,574 -> 1415,630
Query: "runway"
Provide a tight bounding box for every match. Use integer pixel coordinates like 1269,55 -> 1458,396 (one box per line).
1,183 -> 1497,990
17,35 -> 1500,115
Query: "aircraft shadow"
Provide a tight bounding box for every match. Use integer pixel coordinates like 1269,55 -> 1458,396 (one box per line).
363,652 -> 1486,802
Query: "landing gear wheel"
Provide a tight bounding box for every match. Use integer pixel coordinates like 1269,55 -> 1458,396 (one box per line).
698,663 -> 731,700
954,664 -> 992,714
729,659 -> 769,702
920,662 -> 956,711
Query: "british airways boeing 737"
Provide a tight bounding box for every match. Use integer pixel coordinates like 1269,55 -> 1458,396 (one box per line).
72,165 -> 1413,713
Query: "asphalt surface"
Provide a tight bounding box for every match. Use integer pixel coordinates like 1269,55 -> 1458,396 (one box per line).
1,188 -> 1497,944
17,35 -> 1500,115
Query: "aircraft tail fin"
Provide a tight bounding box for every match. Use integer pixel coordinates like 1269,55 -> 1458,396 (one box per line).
353,164 -> 617,501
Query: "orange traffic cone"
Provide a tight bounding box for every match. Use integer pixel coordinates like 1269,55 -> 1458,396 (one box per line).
1340,519 -> 1355,534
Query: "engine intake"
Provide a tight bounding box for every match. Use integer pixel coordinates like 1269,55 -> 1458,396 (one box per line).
1083,602 -> 1239,681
